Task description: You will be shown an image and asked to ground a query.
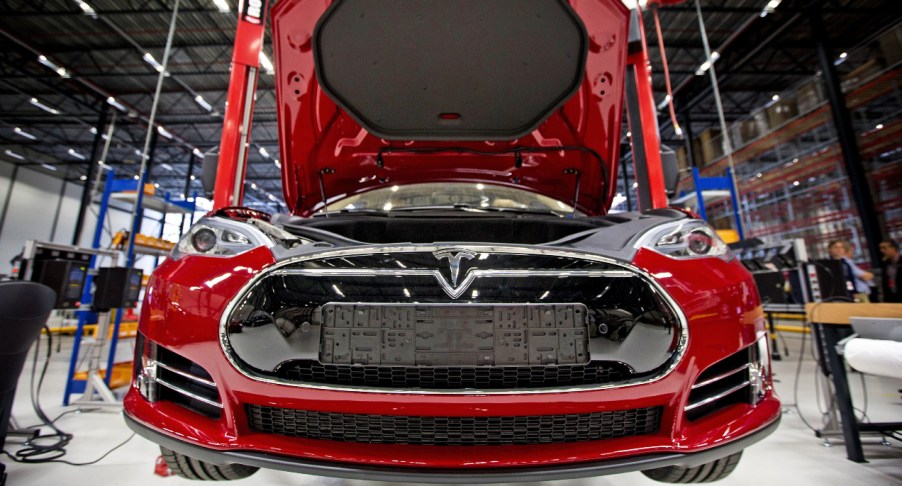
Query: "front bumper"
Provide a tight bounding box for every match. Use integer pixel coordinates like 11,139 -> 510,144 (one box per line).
127,245 -> 780,478
125,413 -> 779,483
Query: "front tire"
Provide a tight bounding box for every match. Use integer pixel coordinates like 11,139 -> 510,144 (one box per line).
160,447 -> 259,481
641,452 -> 742,483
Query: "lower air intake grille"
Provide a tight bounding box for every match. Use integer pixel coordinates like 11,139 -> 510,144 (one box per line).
275,360 -> 632,389
246,405 -> 662,446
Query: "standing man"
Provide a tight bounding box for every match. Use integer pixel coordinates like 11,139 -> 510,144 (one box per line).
828,240 -> 874,303
879,240 -> 901,303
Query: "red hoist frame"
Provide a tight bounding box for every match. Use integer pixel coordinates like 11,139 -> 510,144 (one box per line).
212,1 -> 672,211
213,0 -> 269,209
625,5 -> 670,210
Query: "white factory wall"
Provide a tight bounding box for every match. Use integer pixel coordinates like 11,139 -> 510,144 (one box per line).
0,160 -> 183,277
0,164 -> 67,275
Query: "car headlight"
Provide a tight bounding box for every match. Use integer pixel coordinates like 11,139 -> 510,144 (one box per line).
172,217 -> 273,259
635,220 -> 733,260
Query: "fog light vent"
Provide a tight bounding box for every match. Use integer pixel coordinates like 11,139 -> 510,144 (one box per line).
136,334 -> 222,419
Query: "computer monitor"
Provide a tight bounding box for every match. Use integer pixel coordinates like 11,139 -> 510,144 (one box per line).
753,271 -> 787,305
811,259 -> 852,302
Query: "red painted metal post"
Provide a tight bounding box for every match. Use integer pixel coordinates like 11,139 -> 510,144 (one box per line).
627,11 -> 668,209
213,0 -> 269,209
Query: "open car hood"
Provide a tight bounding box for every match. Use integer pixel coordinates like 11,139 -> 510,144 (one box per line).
273,0 -> 629,216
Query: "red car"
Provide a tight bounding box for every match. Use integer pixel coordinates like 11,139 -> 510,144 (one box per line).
124,0 -> 780,482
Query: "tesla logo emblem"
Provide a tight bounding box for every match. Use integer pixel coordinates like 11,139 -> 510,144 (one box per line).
433,250 -> 476,287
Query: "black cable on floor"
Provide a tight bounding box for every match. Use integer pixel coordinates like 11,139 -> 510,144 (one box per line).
2,326 -> 133,466
791,294 -> 883,436
792,318 -> 822,433
2,434 -> 135,467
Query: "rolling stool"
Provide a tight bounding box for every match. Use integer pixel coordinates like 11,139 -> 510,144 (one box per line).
0,281 -> 56,486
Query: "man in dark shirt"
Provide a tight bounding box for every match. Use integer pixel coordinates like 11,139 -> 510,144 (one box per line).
879,240 -> 901,303
828,240 -> 874,302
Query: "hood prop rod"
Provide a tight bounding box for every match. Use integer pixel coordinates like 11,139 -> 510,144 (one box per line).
318,167 -> 335,217
563,168 -> 580,218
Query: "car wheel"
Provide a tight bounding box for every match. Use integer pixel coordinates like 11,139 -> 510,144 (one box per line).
641,452 -> 742,483
160,447 -> 259,481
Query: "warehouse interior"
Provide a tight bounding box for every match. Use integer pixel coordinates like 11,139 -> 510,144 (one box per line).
0,0 -> 900,485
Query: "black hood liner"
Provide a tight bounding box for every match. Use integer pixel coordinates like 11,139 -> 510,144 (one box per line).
313,0 -> 588,140
275,209 -> 688,253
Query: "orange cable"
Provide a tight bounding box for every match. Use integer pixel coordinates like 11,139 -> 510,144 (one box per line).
652,6 -> 683,138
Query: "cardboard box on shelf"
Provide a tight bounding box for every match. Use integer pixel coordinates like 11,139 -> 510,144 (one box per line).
878,26 -> 901,67
841,58 -> 882,93
699,128 -> 723,166
731,115 -> 769,147
766,97 -> 799,130
676,146 -> 689,170
796,80 -> 823,114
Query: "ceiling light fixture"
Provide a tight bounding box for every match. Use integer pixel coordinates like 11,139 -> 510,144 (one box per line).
258,52 -> 275,75
30,97 -> 61,115
694,51 -> 720,75
156,125 -> 173,139
192,147 -> 205,158
143,52 -> 166,73
68,148 -> 87,160
212,0 -> 230,13
274,159 -> 281,169
4,150 -> 25,161
37,55 -> 70,78
74,0 -> 97,17
656,94 -> 672,111
258,146 -> 270,158
194,95 -> 213,112
106,96 -> 127,112
13,127 -> 37,140
760,0 -> 782,17
41,163 -> 58,172
834,51 -> 848,65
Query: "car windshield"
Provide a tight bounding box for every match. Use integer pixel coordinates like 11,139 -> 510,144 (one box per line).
322,183 -> 577,215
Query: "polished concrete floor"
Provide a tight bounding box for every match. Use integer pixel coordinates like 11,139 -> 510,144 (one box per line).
4,331 -> 901,485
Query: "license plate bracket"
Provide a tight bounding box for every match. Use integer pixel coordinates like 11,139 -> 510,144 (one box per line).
319,303 -> 589,366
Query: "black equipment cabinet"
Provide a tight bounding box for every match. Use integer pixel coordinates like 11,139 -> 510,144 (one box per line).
28,258 -> 89,309
93,267 -> 144,311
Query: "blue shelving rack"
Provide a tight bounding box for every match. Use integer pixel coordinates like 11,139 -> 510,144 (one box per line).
63,172 -> 196,405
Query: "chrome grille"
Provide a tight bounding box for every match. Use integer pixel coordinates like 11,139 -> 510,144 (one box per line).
223,247 -> 687,394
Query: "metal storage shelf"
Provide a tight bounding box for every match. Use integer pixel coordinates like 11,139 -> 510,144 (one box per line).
675,24 -> 902,264
109,191 -> 195,215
